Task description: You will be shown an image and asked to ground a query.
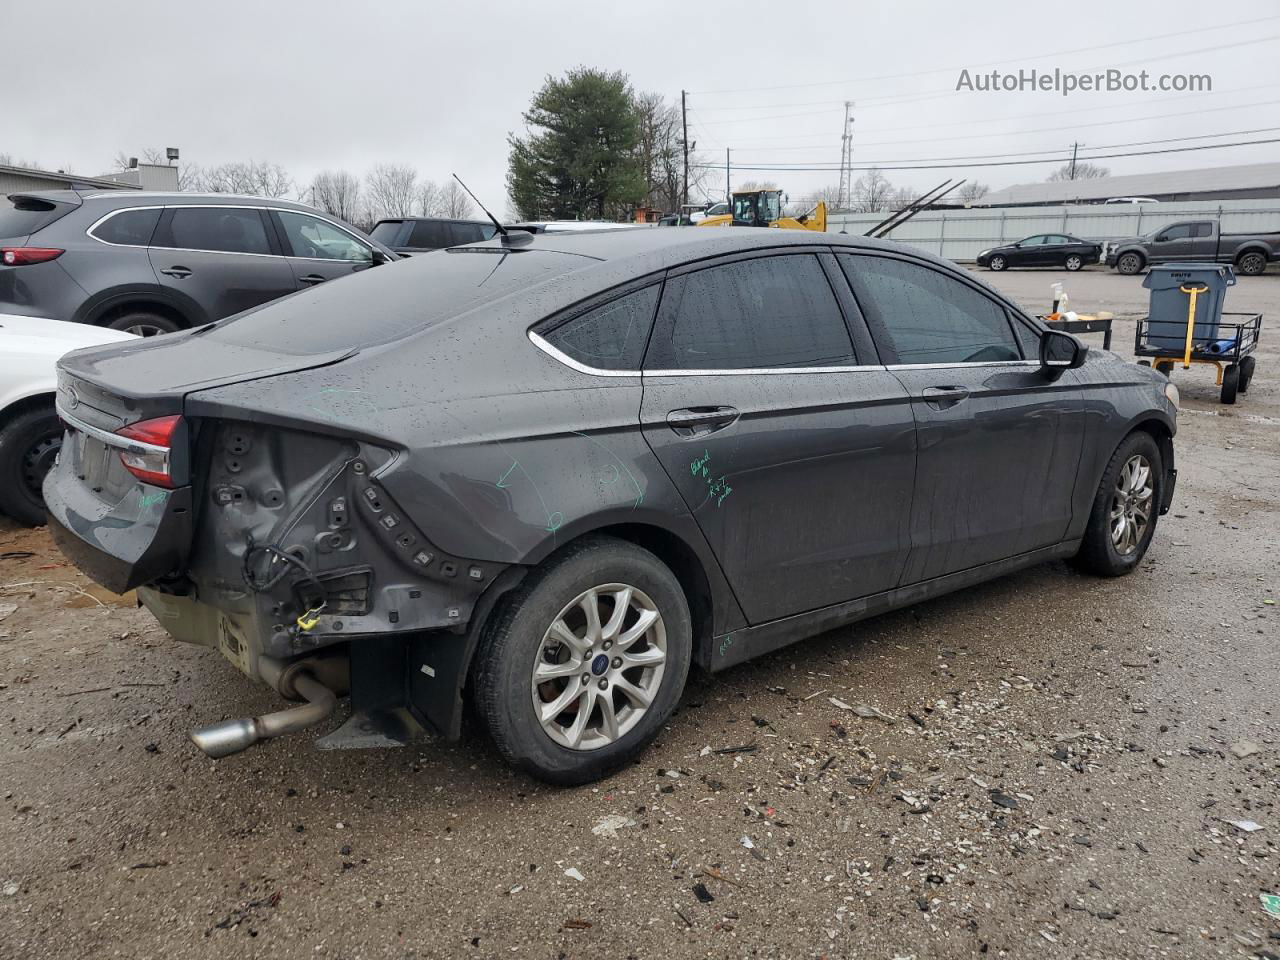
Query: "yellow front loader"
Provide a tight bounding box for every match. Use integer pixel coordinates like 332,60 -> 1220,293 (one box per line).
696,189 -> 826,232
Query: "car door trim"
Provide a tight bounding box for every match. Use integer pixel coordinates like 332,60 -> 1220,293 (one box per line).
887,360 -> 1041,371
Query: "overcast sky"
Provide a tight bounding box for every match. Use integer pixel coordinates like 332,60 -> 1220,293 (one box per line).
4,0 -> 1277,211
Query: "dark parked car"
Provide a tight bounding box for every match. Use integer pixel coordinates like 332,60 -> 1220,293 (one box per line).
976,234 -> 1102,272
0,191 -> 395,336
369,217 -> 496,255
1105,219 -> 1279,276
44,229 -> 1178,784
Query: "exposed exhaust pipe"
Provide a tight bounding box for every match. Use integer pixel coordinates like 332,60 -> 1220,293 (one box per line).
190,670 -> 337,758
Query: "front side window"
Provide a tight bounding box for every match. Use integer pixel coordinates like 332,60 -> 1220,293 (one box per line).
156,207 -> 272,255
840,254 -> 1021,365
90,208 -> 162,246
408,220 -> 451,249
277,212 -> 370,261
542,285 -> 660,370
1157,224 -> 1192,242
652,255 -> 855,370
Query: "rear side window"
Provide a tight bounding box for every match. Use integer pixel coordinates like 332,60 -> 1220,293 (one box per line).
1193,222 -> 1213,238
449,223 -> 490,245
408,220 -> 451,249
542,285 -> 660,370
650,254 -> 855,370
840,255 -> 1021,364
89,208 -> 161,246
0,197 -> 72,240
155,207 -> 272,255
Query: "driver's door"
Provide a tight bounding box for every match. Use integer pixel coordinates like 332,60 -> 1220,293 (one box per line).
269,209 -> 378,289
837,253 -> 1084,582
1148,223 -> 1195,264
1017,235 -> 1052,267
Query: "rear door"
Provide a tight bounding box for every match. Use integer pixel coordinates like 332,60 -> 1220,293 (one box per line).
837,252 -> 1084,583
639,250 -> 917,624
149,206 -> 296,323
269,210 -> 376,289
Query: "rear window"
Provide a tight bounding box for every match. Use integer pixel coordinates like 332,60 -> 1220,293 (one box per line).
89,208 -> 161,246
0,196 -> 73,240
207,248 -> 592,355
369,221 -> 404,245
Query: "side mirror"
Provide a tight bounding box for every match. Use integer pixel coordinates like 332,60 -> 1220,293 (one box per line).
372,248 -> 393,265
1040,329 -> 1086,376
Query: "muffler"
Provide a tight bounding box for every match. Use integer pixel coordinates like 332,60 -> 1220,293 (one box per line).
190,671 -> 337,758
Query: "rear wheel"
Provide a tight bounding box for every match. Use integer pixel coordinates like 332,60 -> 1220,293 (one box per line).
1065,254 -> 1084,271
105,310 -> 181,337
1239,356 -> 1256,393
0,405 -> 62,526
988,255 -> 1007,271
474,537 -> 692,785
1221,364 -> 1239,404
1236,251 -> 1267,276
1072,431 -> 1162,577
1116,252 -> 1145,276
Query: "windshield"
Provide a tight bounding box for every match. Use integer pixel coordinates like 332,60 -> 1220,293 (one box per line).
732,194 -> 757,223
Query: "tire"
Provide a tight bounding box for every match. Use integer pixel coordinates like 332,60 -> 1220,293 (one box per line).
1071,431 -> 1163,577
1116,252 -> 1145,276
1236,251 -> 1267,277
1221,364 -> 1239,405
1239,356 -> 1256,393
105,310 -> 181,337
0,405 -> 62,526
988,255 -> 1007,271
473,536 -> 692,785
1065,254 -> 1084,272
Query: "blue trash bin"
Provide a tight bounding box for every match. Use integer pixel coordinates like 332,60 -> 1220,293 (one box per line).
1142,262 -> 1236,353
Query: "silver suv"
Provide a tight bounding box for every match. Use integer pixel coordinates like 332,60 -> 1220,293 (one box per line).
0,191 -> 395,335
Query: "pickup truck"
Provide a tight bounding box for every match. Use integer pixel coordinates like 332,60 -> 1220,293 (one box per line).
1105,220 -> 1279,276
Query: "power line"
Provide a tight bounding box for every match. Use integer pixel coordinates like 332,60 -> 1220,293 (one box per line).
725,126 -> 1280,167
688,15 -> 1280,95
689,137 -> 1280,173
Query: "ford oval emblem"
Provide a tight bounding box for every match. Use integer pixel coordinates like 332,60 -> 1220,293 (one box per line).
65,385 -> 80,409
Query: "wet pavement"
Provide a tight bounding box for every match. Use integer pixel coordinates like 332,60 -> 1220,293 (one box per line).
1,268 -> 1277,959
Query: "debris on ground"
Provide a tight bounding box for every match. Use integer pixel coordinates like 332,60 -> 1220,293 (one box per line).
563,867 -> 585,882
1230,740 -> 1262,759
591,814 -> 636,837
692,882 -> 715,904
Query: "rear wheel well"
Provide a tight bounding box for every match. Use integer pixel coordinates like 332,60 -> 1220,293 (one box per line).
0,392 -> 56,430
91,300 -> 190,331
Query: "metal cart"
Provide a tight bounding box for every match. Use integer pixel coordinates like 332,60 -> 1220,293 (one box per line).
1135,311 -> 1262,405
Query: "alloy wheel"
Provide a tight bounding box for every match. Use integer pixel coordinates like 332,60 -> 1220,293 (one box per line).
990,255 -> 1006,271
1066,255 -> 1082,271
531,582 -> 667,751
1109,454 -> 1154,556
127,321 -> 168,337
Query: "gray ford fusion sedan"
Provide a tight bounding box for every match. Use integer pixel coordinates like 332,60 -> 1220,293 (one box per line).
44,227 -> 1178,784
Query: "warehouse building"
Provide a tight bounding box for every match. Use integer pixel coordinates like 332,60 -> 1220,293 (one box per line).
0,161 -> 179,195
973,161 -> 1280,207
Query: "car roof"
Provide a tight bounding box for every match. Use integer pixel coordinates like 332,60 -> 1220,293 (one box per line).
66,191 -> 326,213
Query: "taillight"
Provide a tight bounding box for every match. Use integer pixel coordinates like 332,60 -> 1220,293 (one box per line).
116,415 -> 182,488
1,247 -> 65,266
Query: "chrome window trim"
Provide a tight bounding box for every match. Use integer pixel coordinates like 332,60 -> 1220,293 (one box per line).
886,359 -> 1041,371
56,403 -> 168,456
529,330 -> 887,377
527,330 -> 639,378
85,204 -> 369,260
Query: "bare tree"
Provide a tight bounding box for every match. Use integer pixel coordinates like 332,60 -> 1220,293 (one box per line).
633,91 -> 685,213
737,180 -> 780,192
311,169 -> 362,222
957,182 -> 990,203
0,152 -> 42,169
439,180 -> 476,219
415,179 -> 444,217
201,160 -> 292,197
1048,161 -> 1109,182
889,186 -> 921,209
365,163 -> 417,221
853,167 -> 893,212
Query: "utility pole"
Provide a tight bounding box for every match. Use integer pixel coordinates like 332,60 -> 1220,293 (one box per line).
725,148 -> 731,204
838,101 -> 854,209
681,90 -> 689,208
1068,141 -> 1079,180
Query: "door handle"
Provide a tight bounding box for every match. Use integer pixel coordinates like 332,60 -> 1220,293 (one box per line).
159,266 -> 191,278
666,406 -> 739,436
298,274 -> 327,285
921,386 -> 970,409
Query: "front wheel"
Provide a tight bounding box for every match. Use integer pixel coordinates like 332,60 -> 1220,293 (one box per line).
106,310 -> 181,337
1239,356 -> 1256,393
1065,254 -> 1084,271
474,537 -> 692,785
988,255 -> 1007,271
1116,252 -> 1144,276
1071,431 -> 1163,577
1221,364 -> 1239,405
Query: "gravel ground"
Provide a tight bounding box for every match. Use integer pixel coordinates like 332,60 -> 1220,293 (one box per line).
0,268 -> 1277,960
